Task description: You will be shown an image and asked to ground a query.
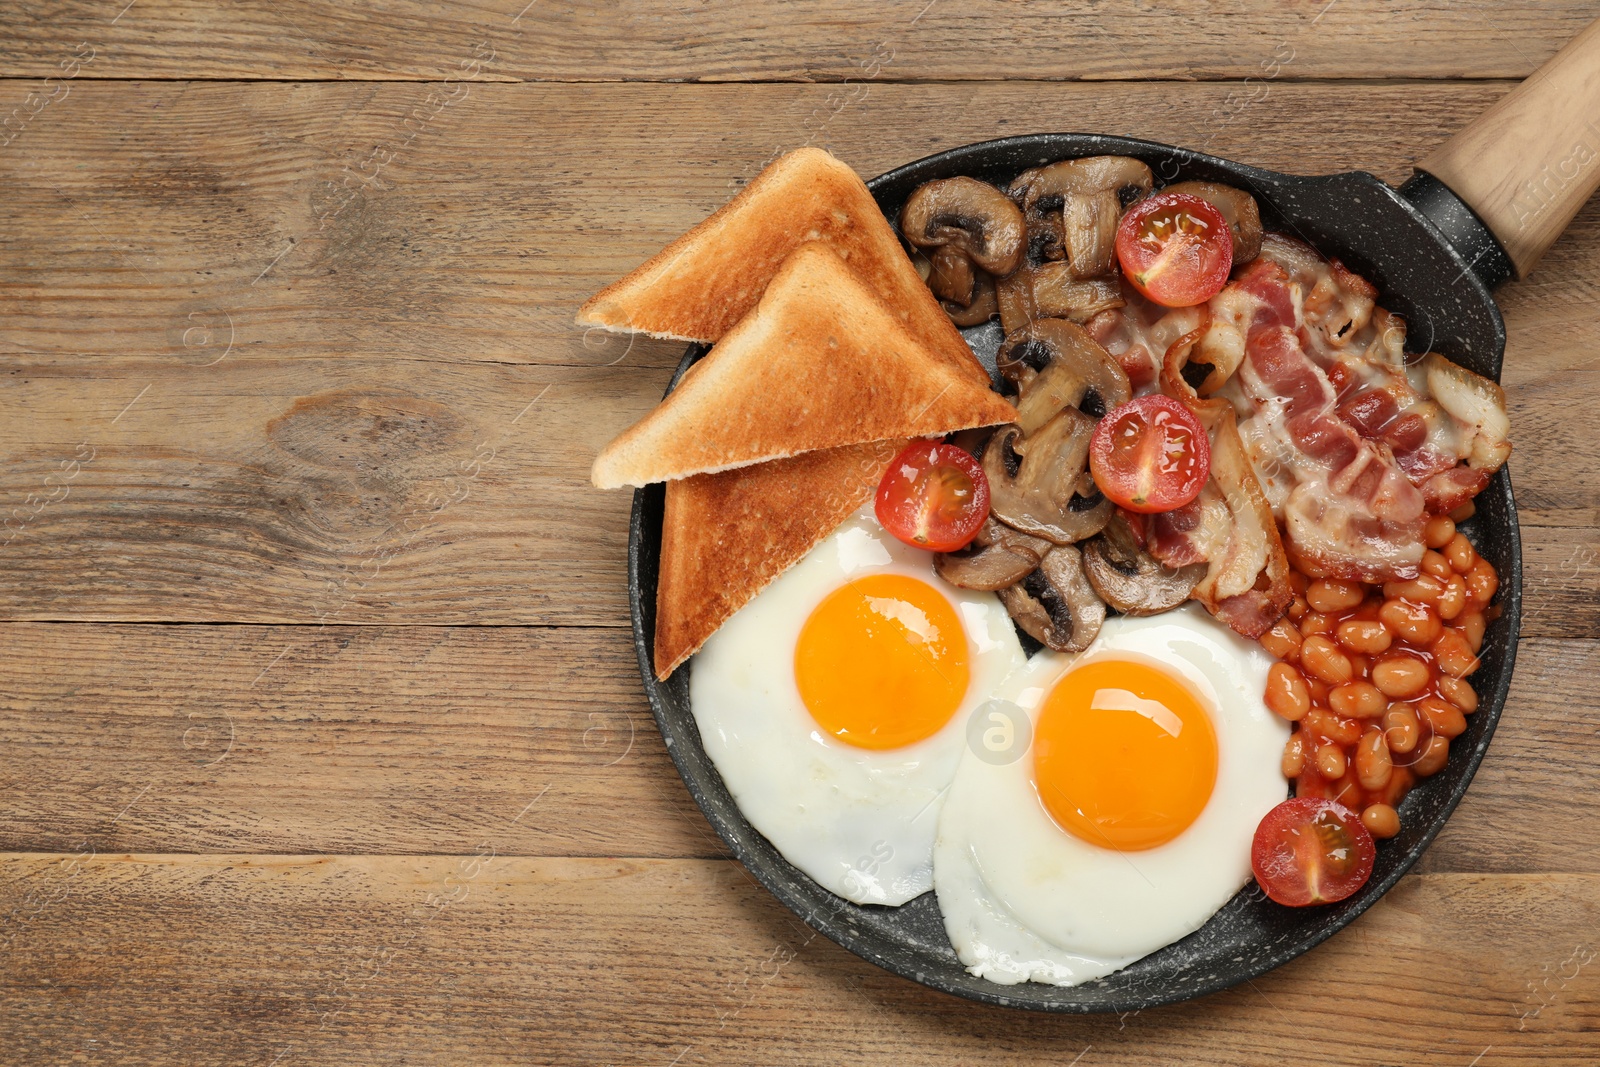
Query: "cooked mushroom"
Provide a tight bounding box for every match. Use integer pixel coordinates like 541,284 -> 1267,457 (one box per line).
901,177 -> 1026,277
1017,157 -> 1154,279
982,415 -> 1111,544
944,272 -> 998,327
1007,168 -> 1067,264
999,545 -> 1105,652
1083,516 -> 1207,615
1162,180 -> 1263,266
1030,266 -> 1125,323
934,517 -> 1054,591
996,265 -> 1039,336
927,245 -> 976,306
998,319 -> 1132,433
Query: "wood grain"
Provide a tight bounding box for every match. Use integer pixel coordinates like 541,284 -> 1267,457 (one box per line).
2,80 -> 1598,628
0,1 -> 1597,82
2,622 -> 1596,876
2,853 -> 1596,1065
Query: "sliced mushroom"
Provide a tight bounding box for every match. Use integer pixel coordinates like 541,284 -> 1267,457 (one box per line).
1030,266 -> 1125,323
1017,157 -> 1154,279
935,517 -> 1054,591
999,545 -> 1105,652
927,245 -> 976,306
901,177 -> 1026,277
982,415 -> 1111,544
996,265 -> 1039,336
998,319 -> 1132,434
1162,180 -> 1263,266
944,272 -> 998,326
1007,168 -> 1067,264
1083,515 -> 1207,615
1061,191 -> 1123,279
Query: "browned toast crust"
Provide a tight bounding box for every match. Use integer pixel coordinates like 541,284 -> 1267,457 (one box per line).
591,243 -> 1014,488
576,147 -> 984,384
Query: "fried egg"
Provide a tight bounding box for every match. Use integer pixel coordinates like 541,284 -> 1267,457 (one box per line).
690,510 -> 1025,905
933,604 -> 1288,985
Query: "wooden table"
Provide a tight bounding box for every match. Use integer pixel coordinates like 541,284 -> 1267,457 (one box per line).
3,3 -> 1599,1063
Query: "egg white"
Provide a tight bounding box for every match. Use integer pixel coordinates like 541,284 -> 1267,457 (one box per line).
933,604 -> 1289,985
689,511 -> 1026,905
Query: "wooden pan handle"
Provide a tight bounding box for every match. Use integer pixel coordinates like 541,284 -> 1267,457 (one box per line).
1416,17 -> 1600,279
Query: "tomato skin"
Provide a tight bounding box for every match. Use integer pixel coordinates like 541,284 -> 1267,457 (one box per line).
1251,797 -> 1376,907
1088,395 -> 1211,514
875,440 -> 991,552
1115,191 -> 1234,307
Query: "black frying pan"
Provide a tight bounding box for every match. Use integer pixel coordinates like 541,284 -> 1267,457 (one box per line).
627,23 -> 1600,1012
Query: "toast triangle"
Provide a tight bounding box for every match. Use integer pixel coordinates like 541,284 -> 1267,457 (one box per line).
591,243 -> 1015,489
577,147 -> 985,384
653,439 -> 904,679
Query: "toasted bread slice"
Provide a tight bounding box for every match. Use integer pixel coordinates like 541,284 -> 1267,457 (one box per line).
577,147 -> 985,384
591,243 -> 1015,489
654,438 -> 904,679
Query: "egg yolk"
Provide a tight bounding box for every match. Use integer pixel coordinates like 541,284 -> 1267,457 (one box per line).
795,574 -> 970,750
1032,658 -> 1218,851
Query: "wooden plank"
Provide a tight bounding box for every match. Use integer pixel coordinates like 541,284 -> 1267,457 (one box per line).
2,623 -> 1595,875
2,80 -> 1597,625
1,853 -> 1596,1064
0,0 -> 1596,82
0,623 -> 720,859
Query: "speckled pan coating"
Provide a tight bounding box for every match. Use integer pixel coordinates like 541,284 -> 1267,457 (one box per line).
628,134 -> 1523,1013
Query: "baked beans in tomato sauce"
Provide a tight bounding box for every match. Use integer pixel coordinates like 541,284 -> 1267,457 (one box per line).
1259,507 -> 1499,840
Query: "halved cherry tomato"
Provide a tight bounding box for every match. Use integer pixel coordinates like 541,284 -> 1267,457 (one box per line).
875,440 -> 990,552
1115,191 -> 1233,307
1088,395 -> 1210,514
1251,797 -> 1376,907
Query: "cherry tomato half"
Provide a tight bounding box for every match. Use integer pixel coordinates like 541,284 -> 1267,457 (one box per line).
875,440 -> 990,552
1115,191 -> 1234,307
1088,395 -> 1211,514
1251,797 -> 1376,907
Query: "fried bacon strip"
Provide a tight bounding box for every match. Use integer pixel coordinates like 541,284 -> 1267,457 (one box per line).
1146,313 -> 1292,638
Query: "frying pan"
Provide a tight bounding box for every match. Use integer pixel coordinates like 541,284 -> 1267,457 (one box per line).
627,21 -> 1600,1011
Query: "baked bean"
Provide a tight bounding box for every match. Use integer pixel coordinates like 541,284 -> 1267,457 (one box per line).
1381,765 -> 1416,807
1421,550 -> 1454,580
1361,803 -> 1401,839
1349,652 -> 1372,680
1337,618 -> 1393,655
1379,597 -> 1442,644
1306,676 -> 1330,704
1437,574 -> 1468,620
1265,662 -> 1311,721
1439,675 -> 1478,714
1330,680 -> 1387,718
1384,703 -> 1421,754
1371,654 -> 1431,699
1449,500 -> 1476,522
1445,531 -> 1478,574
1466,558 -> 1498,605
1413,734 -> 1450,777
1417,696 -> 1467,739
1260,620 -> 1303,662
1458,610 -> 1487,653
1289,570 -> 1309,595
1356,727 -> 1393,791
1316,743 -> 1348,780
1282,733 -> 1307,777
1288,595 -> 1309,622
1433,628 -> 1479,678
1301,635 -> 1354,685
1299,611 -> 1336,637
1424,515 -> 1456,549
1304,708 -> 1363,747
1307,578 -> 1365,614
1383,574 -> 1446,605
